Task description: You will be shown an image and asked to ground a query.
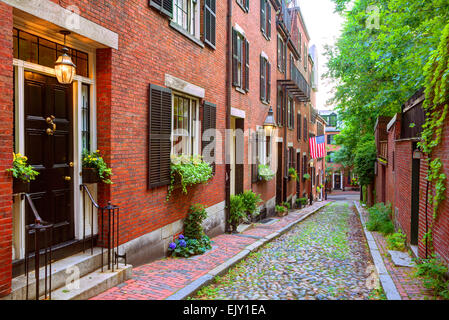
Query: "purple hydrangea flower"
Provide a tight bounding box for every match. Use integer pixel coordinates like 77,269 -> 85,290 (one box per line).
169,242 -> 176,250
179,235 -> 185,240
179,240 -> 187,248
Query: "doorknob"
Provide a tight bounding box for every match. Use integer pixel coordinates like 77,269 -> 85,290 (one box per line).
46,115 -> 57,135
69,162 -> 74,168
64,176 -> 72,181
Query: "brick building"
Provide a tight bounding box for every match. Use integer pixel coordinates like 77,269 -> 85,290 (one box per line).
0,0 -> 319,298
374,90 -> 449,264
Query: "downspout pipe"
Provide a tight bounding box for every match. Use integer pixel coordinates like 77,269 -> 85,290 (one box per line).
225,0 -> 232,233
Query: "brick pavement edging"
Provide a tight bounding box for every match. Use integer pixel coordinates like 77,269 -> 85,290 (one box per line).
165,201 -> 332,300
353,201 -> 402,300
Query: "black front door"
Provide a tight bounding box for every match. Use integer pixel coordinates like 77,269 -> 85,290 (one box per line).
411,156 -> 421,245
276,142 -> 283,204
334,174 -> 341,190
24,71 -> 74,250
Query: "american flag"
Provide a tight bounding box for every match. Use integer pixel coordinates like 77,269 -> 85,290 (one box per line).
309,135 -> 326,159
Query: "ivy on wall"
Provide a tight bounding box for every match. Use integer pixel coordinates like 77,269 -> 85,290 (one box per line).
418,22 -> 449,253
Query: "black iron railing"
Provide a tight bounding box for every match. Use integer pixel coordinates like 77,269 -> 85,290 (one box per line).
22,193 -> 53,300
80,184 -> 126,272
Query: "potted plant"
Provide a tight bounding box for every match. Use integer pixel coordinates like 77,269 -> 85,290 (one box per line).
303,173 -> 311,181
241,190 -> 262,222
296,198 -> 302,209
82,150 -> 113,184
275,204 -> 288,217
229,194 -> 246,233
300,197 -> 308,207
288,167 -> 299,181
258,164 -> 275,181
7,153 -> 39,194
167,154 -> 213,200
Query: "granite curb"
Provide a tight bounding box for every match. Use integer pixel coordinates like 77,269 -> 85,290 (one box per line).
165,201 -> 331,300
353,201 -> 402,300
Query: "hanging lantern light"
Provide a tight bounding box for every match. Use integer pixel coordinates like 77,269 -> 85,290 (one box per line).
263,107 -> 276,135
55,31 -> 76,84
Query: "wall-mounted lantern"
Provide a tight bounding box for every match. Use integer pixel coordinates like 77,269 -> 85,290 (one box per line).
263,107 -> 276,135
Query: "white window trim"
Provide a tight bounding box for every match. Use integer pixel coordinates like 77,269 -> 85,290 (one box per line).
171,91 -> 200,156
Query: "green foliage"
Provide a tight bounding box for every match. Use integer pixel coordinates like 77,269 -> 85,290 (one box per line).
167,154 -> 213,200
282,201 -> 291,210
241,190 -> 262,217
82,149 -> 112,184
386,231 -> 407,251
168,235 -> 212,258
325,0 -> 449,188
6,153 -> 39,182
303,173 -> 311,180
288,167 -> 299,181
258,164 -> 275,181
415,256 -> 449,300
184,204 -> 208,240
353,134 -> 377,186
366,202 -> 394,235
299,197 -> 308,206
275,205 -> 287,214
229,194 -> 246,227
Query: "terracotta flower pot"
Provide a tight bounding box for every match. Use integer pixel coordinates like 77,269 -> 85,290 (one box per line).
82,168 -> 100,183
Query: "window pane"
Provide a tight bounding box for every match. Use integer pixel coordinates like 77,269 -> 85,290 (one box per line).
19,31 -> 38,64
81,84 -> 90,151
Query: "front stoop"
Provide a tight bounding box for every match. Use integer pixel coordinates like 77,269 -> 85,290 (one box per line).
2,248 -> 132,301
50,264 -> 132,300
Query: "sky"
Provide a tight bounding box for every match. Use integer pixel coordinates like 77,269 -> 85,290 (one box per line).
295,0 -> 345,111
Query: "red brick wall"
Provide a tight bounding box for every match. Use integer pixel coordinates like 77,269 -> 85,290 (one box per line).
394,141 -> 413,242
0,2 -> 13,297
418,115 -> 449,263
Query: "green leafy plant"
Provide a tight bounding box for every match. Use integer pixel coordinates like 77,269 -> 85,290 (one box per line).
386,231 -> 407,251
241,190 -> 262,218
258,164 -> 275,181
414,256 -> 449,300
275,205 -> 287,215
303,173 -> 311,180
82,149 -> 112,184
366,203 -> 394,235
299,197 -> 308,206
184,204 -> 208,240
229,194 -> 246,230
167,154 -> 213,200
168,204 -> 212,258
288,167 -> 299,181
282,201 -> 291,210
7,153 -> 39,182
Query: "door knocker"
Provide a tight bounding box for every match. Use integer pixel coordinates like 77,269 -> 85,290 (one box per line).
46,115 -> 56,136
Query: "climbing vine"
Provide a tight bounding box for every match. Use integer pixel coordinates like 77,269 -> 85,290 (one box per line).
418,22 -> 449,253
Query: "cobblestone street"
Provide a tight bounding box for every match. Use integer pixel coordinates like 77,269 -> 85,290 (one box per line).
193,201 -> 380,300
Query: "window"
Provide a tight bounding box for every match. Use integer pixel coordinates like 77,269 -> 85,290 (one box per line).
260,0 -> 271,39
327,151 -> 334,163
297,29 -> 302,60
232,28 -> 249,92
172,93 -> 199,156
329,114 -> 337,127
277,88 -> 283,126
260,56 -> 271,103
237,0 -> 249,12
173,0 -> 199,37
81,84 -> 90,152
297,113 -> 302,141
304,43 -> 308,70
287,96 -> 294,129
277,35 -> 286,72
317,122 -> 324,136
327,134 -> 336,145
204,0 -> 216,47
303,116 -> 308,141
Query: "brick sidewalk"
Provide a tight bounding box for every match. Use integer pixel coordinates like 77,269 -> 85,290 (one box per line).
91,201 -> 330,300
357,202 -> 434,300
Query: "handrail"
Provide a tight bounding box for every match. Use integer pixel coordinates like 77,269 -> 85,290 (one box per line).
22,193 -> 45,225
80,184 -> 101,209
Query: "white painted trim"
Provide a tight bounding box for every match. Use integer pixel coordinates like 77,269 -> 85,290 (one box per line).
231,107 -> 246,119
234,23 -> 245,37
276,137 -> 283,143
3,0 -> 118,49
261,51 -> 269,60
387,114 -> 397,132
288,142 -> 293,147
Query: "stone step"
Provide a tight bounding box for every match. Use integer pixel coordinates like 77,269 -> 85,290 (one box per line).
4,247 -> 119,300
48,264 -> 132,300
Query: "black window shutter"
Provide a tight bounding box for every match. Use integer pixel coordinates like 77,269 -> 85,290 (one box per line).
204,0 -> 216,48
303,116 -> 307,141
260,0 -> 266,35
203,101 -> 217,174
245,39 -> 250,92
149,84 -> 172,189
260,56 -> 266,102
297,113 -> 301,141
232,28 -> 239,86
277,36 -> 281,70
251,132 -> 259,183
267,2 -> 271,39
149,0 -> 173,18
245,0 -> 250,12
266,61 -> 271,103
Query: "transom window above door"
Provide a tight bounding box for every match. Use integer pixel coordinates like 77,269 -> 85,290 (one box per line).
173,0 -> 199,38
172,94 -> 199,156
13,28 -> 89,78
